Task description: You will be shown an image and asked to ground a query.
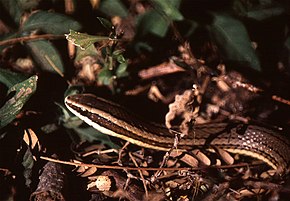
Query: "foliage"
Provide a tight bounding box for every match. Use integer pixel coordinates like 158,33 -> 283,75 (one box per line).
0,0 -> 289,200
206,12 -> 261,70
65,30 -> 110,50
66,18 -> 128,90
0,75 -> 38,130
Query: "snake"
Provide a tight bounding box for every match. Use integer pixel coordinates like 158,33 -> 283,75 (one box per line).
65,93 -> 290,174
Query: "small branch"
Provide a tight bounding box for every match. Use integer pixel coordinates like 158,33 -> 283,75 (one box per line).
40,156 -> 264,171
0,34 -> 64,46
222,75 -> 290,106
128,152 -> 149,197
44,55 -> 64,77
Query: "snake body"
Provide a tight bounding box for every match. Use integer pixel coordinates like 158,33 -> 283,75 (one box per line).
65,94 -> 290,174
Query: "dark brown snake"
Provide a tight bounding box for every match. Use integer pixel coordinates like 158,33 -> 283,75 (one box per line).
65,94 -> 290,174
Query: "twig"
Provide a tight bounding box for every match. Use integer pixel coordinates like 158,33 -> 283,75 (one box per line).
0,34 -> 64,46
45,55 -> 64,77
40,156 -> 264,171
129,152 -> 149,197
117,141 -> 130,165
222,75 -> 290,106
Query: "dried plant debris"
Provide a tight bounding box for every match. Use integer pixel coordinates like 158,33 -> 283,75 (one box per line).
67,137 -> 288,201
138,60 -> 185,80
165,86 -> 201,136
210,70 -> 260,115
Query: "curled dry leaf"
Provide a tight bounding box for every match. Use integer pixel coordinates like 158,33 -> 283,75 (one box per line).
147,85 -> 166,103
23,128 -> 41,151
72,160 -> 98,177
87,175 -> 112,191
79,166 -> 98,177
165,87 -> 201,136
74,56 -> 101,84
231,189 -> 266,200
260,170 -> 276,179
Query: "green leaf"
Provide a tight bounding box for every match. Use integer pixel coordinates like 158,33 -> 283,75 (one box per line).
98,68 -> 113,86
137,10 -> 170,37
97,17 -> 113,31
134,41 -> 153,53
207,13 -> 261,71
22,11 -> 81,34
114,52 -> 126,63
62,113 -> 83,129
0,75 -> 38,129
246,7 -> 285,21
183,20 -> 198,38
74,127 -> 119,148
0,68 -> 28,88
136,0 -> 183,37
99,0 -> 128,17
22,147 -> 34,187
0,0 -> 24,24
26,40 -> 64,76
65,30 -> 110,50
112,49 -> 124,57
232,0 -> 247,17
63,85 -> 85,99
18,0 -> 39,10
116,62 -> 128,78
75,45 -> 98,62
151,0 -> 183,21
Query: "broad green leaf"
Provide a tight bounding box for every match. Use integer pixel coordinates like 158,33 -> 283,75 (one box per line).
136,0 -> 183,37
97,17 -> 113,31
0,75 -> 38,129
183,19 -> 198,38
0,68 -> 28,88
74,127 -> 119,148
232,0 -> 247,17
22,147 -> 34,187
62,111 -> 83,129
26,40 -> 64,76
98,68 -> 113,86
259,0 -> 273,6
99,0 -> 128,17
75,45 -> 98,62
59,100 -> 83,129
22,11 -> 81,34
18,0 -> 39,10
207,13 -> 261,71
63,85 -> 85,100
137,10 -> 170,37
246,7 -> 285,21
65,30 -> 110,50
134,41 -> 153,53
151,0 -> 183,21
0,0 -> 23,24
